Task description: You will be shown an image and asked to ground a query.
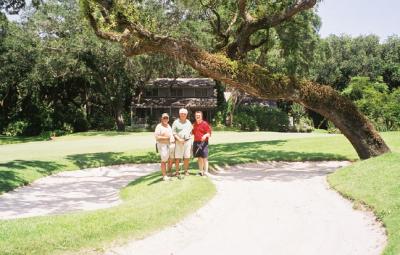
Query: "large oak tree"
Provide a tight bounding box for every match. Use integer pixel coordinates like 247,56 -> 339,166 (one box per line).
81,0 -> 391,159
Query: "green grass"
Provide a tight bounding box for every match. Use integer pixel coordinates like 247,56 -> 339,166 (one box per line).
0,172 -> 215,255
0,135 -> 48,145
1,131 -> 399,194
0,131 -> 333,193
328,152 -> 400,255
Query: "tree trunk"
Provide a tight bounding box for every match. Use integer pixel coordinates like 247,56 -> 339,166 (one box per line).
115,108 -> 125,131
122,37 -> 390,159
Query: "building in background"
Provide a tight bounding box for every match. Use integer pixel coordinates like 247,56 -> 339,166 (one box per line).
133,78 -> 217,125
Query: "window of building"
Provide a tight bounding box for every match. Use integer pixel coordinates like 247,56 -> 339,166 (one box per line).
184,88 -> 195,97
145,88 -> 159,97
195,88 -> 208,97
158,88 -> 169,97
171,88 -> 183,97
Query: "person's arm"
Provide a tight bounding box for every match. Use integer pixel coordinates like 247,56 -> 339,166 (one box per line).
155,125 -> 170,141
201,122 -> 211,141
172,121 -> 183,142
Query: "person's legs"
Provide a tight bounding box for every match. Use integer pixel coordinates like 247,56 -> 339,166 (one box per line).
168,143 -> 175,175
167,159 -> 173,175
183,141 -> 191,175
175,159 -> 180,175
183,158 -> 190,175
161,162 -> 167,176
158,144 -> 170,180
197,157 -> 204,174
174,142 -> 184,175
203,157 -> 209,174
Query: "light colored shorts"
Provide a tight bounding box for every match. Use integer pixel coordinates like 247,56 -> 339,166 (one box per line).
174,141 -> 192,159
157,143 -> 175,162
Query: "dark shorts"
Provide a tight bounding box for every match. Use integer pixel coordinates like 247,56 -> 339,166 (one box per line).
193,141 -> 209,158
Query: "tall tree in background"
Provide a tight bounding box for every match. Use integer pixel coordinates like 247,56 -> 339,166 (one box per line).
81,0 -> 390,159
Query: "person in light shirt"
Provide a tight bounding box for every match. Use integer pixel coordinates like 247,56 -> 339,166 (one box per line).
172,108 -> 193,176
154,113 -> 175,181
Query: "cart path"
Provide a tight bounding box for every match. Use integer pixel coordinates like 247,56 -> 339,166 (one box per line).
106,161 -> 386,255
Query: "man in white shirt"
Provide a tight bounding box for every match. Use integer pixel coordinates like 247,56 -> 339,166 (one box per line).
172,108 -> 193,176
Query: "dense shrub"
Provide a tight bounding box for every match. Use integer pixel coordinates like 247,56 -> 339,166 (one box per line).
73,111 -> 90,132
4,121 -> 29,136
343,77 -> 400,131
235,106 -> 289,132
234,112 -> 258,131
289,103 -> 314,132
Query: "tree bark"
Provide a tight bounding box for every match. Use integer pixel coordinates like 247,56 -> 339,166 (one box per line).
115,109 -> 125,131
121,37 -> 390,159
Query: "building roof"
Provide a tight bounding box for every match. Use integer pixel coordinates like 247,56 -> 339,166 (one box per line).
135,97 -> 217,109
147,78 -> 215,88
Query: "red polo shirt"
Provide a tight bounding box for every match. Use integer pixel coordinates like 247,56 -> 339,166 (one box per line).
193,120 -> 212,142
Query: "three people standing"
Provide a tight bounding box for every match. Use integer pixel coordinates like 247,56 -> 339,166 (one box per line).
154,108 -> 212,180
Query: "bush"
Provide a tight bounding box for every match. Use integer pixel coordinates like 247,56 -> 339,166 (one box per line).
257,108 -> 289,132
327,121 -> 340,134
343,76 -> 400,131
292,118 -> 314,133
234,112 -> 258,131
235,105 -> 289,132
4,121 -> 29,136
90,113 -> 115,131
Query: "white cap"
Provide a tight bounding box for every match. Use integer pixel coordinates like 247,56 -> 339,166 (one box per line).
179,108 -> 188,114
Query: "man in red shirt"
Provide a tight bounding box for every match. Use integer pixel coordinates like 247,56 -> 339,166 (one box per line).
192,111 -> 212,176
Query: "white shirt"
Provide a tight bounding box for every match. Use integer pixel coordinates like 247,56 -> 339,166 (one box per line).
154,123 -> 174,144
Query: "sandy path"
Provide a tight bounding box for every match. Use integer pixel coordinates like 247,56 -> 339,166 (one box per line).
0,164 -> 158,219
106,161 -> 386,255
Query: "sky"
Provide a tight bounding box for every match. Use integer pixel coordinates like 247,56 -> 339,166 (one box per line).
317,0 -> 400,40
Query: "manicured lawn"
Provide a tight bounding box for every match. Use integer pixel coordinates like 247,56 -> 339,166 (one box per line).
329,152 -> 400,255
0,135 -> 48,145
1,131 -> 398,194
0,131 -> 332,193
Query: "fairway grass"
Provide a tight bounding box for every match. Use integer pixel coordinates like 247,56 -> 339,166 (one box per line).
0,172 -> 216,255
1,131 -> 335,193
1,132 -> 399,194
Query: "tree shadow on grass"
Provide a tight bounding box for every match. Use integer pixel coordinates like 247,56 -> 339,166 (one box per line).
69,131 -> 138,137
0,139 -> 347,193
0,160 -> 66,193
66,140 -> 347,174
66,151 -> 159,169
208,140 -> 348,168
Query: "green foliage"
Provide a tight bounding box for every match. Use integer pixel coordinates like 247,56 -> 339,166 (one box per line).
342,77 -> 400,131
289,103 -> 314,132
311,35 -> 383,90
381,36 -> 400,90
234,112 -> 258,131
326,121 -> 340,134
3,120 -> 28,136
235,106 -> 289,132
1,0 -> 198,136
